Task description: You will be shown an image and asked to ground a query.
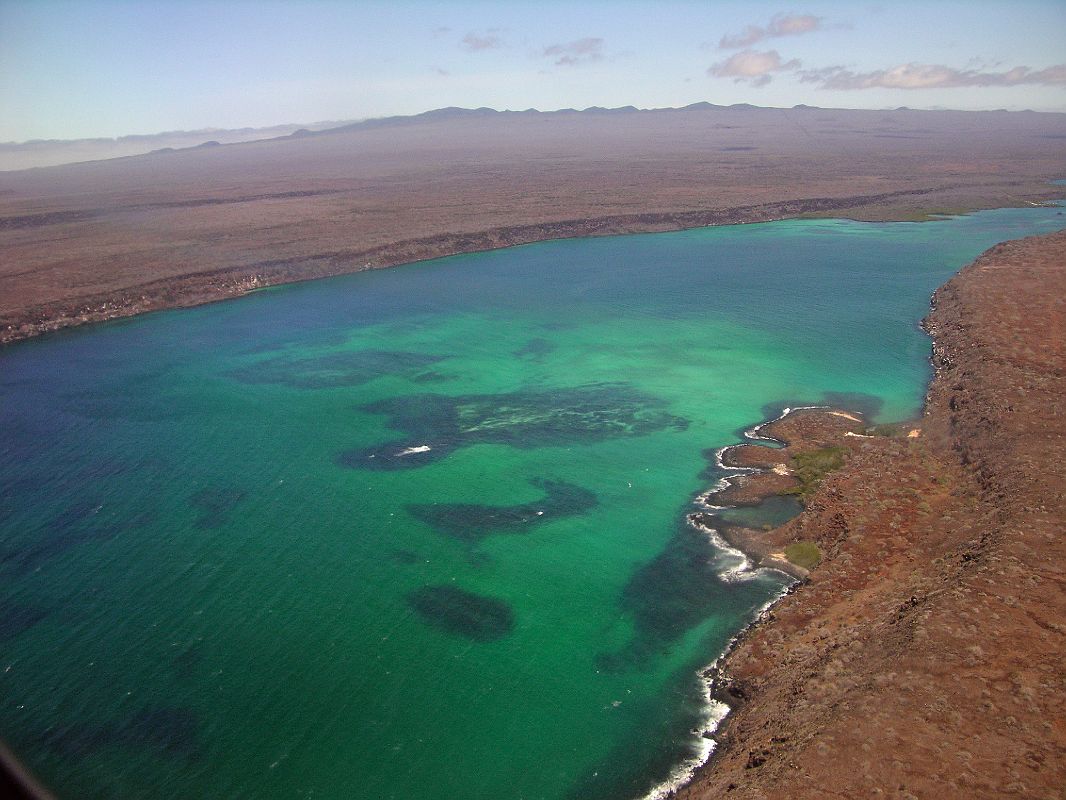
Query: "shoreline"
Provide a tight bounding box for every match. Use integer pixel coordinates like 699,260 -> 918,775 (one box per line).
690,405 -> 869,579
2,189 -> 1062,346
671,229 -> 1066,798
636,404 -> 871,800
638,582 -> 796,800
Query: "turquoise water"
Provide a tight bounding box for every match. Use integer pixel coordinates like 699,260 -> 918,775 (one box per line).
1,205 -> 1064,799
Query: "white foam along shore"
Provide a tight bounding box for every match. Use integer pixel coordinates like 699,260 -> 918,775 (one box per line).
639,406 -> 828,799
743,404 -> 828,443
692,405 -> 832,579
691,407 -> 831,577
696,405 -> 828,505
636,582 -> 793,800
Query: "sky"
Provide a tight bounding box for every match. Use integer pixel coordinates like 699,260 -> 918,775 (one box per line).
1,0 -> 1065,142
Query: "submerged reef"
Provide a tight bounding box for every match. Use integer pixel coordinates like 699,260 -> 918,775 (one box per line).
407,478 -> 597,543
338,382 -> 688,470
407,585 -> 515,643
230,349 -> 444,389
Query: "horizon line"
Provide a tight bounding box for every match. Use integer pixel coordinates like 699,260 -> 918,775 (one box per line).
6,100 -> 1066,148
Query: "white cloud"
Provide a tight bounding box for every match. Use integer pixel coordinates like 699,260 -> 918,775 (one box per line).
543,38 -> 605,67
461,31 -> 502,52
719,13 -> 822,49
708,49 -> 800,87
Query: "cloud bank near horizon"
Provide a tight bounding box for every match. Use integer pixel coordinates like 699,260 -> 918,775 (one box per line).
709,9 -> 1065,94
803,62 -> 1066,90
710,47 -> 1066,92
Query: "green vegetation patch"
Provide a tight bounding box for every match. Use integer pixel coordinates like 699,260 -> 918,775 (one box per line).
867,422 -> 907,437
784,541 -> 822,570
786,446 -> 846,501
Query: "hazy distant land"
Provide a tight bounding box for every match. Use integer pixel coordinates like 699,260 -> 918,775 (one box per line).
0,119 -> 358,172
1,102 -> 1064,344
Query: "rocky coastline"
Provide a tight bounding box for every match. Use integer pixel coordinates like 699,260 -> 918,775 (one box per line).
688,406 -> 871,583
673,229 -> 1066,799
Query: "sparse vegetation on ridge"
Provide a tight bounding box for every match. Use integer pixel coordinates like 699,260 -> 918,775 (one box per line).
784,540 -> 821,570
786,446 -> 845,501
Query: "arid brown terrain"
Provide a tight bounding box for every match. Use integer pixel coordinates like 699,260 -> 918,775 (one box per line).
1,104 -> 1065,344
679,230 -> 1066,799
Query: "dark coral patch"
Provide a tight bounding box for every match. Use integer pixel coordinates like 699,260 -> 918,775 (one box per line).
389,548 -> 420,564
619,525 -> 725,645
410,370 -> 459,384
124,706 -> 199,757
0,601 -> 48,641
408,478 -> 597,543
339,383 -> 688,471
188,487 -> 246,530
597,518 -> 776,671
40,705 -> 199,760
230,349 -> 444,389
407,585 -> 515,642
513,337 -> 555,363
1,502 -> 155,575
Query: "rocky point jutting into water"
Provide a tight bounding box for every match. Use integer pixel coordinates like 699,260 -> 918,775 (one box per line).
689,405 -> 871,581
676,229 -> 1066,799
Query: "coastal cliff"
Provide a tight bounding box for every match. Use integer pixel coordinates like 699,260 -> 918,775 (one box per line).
677,229 -> 1066,799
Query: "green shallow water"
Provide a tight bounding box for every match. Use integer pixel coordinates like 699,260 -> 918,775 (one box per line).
1,205 -> 1064,799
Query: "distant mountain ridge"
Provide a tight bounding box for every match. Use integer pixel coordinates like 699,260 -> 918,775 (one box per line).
0,120 -> 357,171
1,103 -> 768,170
301,102 -> 776,137
4,101 -> 1055,171
272,100 -> 1051,141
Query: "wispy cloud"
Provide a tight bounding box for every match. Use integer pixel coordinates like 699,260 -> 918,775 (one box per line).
801,62 -> 1066,90
719,13 -> 822,50
543,37 -> 604,67
461,30 -> 503,52
708,49 -> 800,86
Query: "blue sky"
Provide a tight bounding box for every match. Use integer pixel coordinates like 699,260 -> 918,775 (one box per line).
2,0 -> 1065,141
